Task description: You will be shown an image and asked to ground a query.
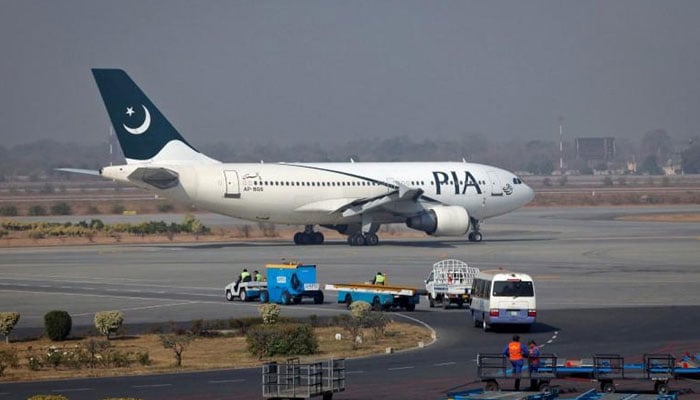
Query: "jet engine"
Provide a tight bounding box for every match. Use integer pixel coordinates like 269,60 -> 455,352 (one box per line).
405,205 -> 470,236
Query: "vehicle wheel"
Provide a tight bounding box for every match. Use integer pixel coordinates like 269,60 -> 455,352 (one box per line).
472,311 -> 481,328
600,381 -> 615,393
457,300 -> 464,308
313,292 -> 324,304
225,290 -> 234,301
292,296 -> 302,304
442,295 -> 450,309
428,294 -> 435,308
293,232 -> 303,245
484,380 -> 499,391
259,290 -> 269,303
344,294 -> 353,309
405,303 -> 416,311
282,291 -> 291,305
312,232 -> 324,244
372,296 -> 381,311
239,289 -> 247,302
365,233 -> 379,246
655,381 -> 669,395
538,382 -> 551,394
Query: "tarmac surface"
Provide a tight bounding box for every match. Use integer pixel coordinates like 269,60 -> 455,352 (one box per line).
1,205 -> 699,399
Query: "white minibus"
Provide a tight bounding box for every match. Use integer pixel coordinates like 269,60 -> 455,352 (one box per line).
469,270 -> 536,331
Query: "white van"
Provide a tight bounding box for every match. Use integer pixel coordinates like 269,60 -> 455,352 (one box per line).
469,270 -> 536,331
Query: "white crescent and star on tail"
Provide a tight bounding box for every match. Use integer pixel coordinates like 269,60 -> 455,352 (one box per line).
123,105 -> 151,135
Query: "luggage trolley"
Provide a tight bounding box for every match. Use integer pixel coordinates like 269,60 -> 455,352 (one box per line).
477,353 -> 558,393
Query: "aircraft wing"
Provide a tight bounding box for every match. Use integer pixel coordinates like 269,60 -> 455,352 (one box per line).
293,180 -> 431,217
55,168 -> 101,176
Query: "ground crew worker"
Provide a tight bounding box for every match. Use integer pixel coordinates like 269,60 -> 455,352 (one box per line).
235,268 -> 252,291
372,272 -> 385,285
254,270 -> 263,282
502,335 -> 528,390
528,339 -> 541,390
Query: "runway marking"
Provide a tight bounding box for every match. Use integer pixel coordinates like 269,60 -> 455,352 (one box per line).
132,384 -> 172,388
346,370 -> 365,374
209,379 -> 245,384
542,331 -> 559,348
434,362 -> 456,366
388,366 -> 415,371
51,388 -> 93,393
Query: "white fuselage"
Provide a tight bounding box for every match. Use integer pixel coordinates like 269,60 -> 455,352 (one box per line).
102,161 -> 534,227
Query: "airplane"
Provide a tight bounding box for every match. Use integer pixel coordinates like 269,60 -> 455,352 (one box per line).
63,69 -> 534,246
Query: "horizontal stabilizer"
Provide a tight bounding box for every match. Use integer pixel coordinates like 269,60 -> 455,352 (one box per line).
55,168 -> 100,176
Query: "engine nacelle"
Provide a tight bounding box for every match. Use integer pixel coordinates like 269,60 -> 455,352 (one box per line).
405,205 -> 470,236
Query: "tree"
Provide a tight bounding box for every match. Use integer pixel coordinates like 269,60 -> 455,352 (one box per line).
638,155 -> 663,175
0,312 -> 20,343
641,129 -> 672,161
681,143 -> 700,173
94,311 -> 124,340
159,334 -> 193,367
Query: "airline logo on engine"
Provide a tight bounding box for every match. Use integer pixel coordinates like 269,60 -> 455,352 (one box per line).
432,171 -> 482,195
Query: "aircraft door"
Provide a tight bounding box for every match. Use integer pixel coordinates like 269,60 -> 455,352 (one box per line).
488,171 -> 503,196
224,170 -> 241,198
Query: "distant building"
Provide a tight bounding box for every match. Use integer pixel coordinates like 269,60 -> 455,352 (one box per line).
575,137 -> 615,161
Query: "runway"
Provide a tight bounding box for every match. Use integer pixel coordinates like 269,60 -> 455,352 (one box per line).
1,205 -> 699,398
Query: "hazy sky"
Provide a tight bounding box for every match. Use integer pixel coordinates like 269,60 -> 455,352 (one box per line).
1,1 -> 699,150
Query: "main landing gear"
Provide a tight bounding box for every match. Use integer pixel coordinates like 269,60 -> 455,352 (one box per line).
347,232 -> 379,246
468,218 -> 483,242
293,225 -> 324,245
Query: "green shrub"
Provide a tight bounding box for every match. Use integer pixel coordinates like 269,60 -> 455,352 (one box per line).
246,323 -> 317,359
0,349 -> 19,376
27,395 -> 69,400
50,202 -> 72,215
28,205 -> 47,216
258,304 -> 281,325
0,312 -> 20,343
94,311 -> 124,340
44,310 -> 72,341
0,205 -> 18,216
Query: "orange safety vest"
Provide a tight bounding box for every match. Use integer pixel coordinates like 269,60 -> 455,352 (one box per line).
508,342 -> 523,361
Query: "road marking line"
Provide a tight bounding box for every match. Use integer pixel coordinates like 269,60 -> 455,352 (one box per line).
346,370 -> 365,374
388,366 -> 415,371
209,379 -> 245,384
51,388 -> 92,392
132,384 -> 172,388
434,362 -> 456,366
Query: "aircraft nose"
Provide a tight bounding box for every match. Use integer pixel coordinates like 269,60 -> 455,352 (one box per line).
522,182 -> 535,204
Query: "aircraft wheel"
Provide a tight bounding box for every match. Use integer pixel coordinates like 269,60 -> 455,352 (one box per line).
225,290 -> 234,302
472,232 -> 483,242
312,232 -> 324,244
293,232 -> 304,244
365,233 -> 379,246
351,233 -> 366,246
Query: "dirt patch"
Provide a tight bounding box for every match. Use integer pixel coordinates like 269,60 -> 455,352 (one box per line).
0,322 -> 432,382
